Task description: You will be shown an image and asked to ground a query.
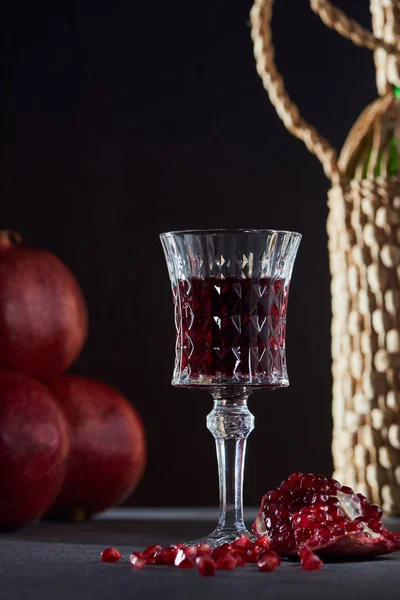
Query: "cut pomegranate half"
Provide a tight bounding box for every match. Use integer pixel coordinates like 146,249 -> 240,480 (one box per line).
253,472 -> 400,558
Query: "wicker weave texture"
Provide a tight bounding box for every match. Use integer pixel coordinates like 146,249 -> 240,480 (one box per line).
329,178 -> 400,514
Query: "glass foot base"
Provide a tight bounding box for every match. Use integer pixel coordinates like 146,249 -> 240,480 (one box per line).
186,526 -> 255,549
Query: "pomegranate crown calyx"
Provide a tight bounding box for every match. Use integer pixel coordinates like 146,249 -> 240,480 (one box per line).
0,230 -> 23,249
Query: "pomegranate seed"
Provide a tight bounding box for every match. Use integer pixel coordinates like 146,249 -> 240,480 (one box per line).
101,547 -> 121,563
129,553 -> 146,569
340,486 -> 354,495
301,474 -> 315,488
221,543 -> 233,551
196,555 -> 216,576
327,478 -> 341,490
299,548 -> 323,571
245,546 -> 263,563
257,550 -> 281,572
153,547 -> 176,565
231,546 -> 247,559
255,535 -> 271,550
169,547 -> 180,559
331,506 -> 346,520
277,507 -> 290,519
143,544 -> 162,562
318,526 -> 332,540
318,494 -> 330,503
304,492 -> 317,504
287,472 -> 303,485
364,504 -> 383,521
211,545 -> 232,561
368,518 -> 385,533
153,549 -> 165,565
326,497 -> 340,509
184,545 -> 198,560
296,514 -> 315,528
269,489 -> 282,502
280,480 -> 292,492
232,552 -> 245,566
197,542 -> 212,555
345,521 -> 364,534
232,534 -> 251,548
174,548 -> 195,568
357,493 -> 369,508
216,554 -> 237,570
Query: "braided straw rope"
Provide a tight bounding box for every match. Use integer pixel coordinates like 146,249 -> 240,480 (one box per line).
310,0 -> 400,55
251,0 -> 400,514
250,0 -> 340,182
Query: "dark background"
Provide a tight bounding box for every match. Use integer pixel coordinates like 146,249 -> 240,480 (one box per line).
0,0 -> 376,507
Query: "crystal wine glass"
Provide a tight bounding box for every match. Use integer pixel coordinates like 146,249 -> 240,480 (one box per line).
160,229 -> 301,547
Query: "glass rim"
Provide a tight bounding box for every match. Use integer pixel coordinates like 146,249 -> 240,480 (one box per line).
160,228 -> 302,238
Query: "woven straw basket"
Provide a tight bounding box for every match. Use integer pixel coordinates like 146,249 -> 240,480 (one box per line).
250,0 -> 400,514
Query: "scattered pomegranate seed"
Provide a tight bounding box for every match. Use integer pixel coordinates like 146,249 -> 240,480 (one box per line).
231,546 -> 247,559
101,547 -> 121,563
232,534 -> 251,549
174,548 -> 195,568
153,547 -> 176,565
184,545 -> 198,561
245,545 -> 264,563
257,550 -> 281,572
169,547 -> 180,560
197,542 -> 212,555
299,548 -> 323,571
129,553 -> 146,569
211,545 -> 232,561
232,552 -> 245,566
220,543 -> 233,551
255,535 -> 271,550
143,544 -> 162,562
216,554 -> 237,570
196,555 -> 216,576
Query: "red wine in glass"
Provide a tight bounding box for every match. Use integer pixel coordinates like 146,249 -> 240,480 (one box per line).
176,276 -> 288,387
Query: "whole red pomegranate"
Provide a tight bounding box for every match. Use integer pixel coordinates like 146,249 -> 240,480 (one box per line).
46,375 -> 146,520
0,231 -> 88,380
253,472 -> 400,561
0,368 -> 70,530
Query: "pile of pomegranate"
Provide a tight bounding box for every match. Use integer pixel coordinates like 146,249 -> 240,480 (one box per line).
0,231 -> 146,530
101,472 -> 400,575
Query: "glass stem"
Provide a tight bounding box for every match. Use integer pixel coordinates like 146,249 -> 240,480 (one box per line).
206,390 -> 255,537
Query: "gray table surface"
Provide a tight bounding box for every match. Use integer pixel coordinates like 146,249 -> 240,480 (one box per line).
1,508 -> 399,600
